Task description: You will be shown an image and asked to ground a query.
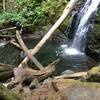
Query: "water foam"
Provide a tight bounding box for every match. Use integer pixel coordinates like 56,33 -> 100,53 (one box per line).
71,0 -> 100,51
64,48 -> 84,55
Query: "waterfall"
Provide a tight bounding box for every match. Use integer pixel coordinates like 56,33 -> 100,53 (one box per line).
64,0 -> 100,55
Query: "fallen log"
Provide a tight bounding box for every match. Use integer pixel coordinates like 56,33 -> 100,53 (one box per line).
0,63 -> 15,68
0,24 -> 33,32
16,30 -> 44,70
18,0 -> 79,67
0,35 -> 15,38
0,34 -> 42,40
9,39 -> 21,49
55,72 -> 87,79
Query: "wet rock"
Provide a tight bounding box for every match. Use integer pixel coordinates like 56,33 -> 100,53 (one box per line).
61,70 -> 75,75
86,65 -> 100,82
86,8 -> 100,62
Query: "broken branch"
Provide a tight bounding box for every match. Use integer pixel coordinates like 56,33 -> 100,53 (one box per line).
16,30 -> 44,70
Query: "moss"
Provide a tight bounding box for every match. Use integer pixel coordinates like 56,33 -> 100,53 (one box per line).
47,92 -> 68,100
0,83 -> 20,100
86,65 -> 100,82
63,79 -> 100,88
88,66 -> 100,75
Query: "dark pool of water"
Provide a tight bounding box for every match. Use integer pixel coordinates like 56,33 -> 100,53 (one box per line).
0,38 -> 98,75
0,38 -> 57,66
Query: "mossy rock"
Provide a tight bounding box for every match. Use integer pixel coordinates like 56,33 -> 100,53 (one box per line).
86,8 -> 100,60
88,66 -> 100,74
86,65 -> 100,82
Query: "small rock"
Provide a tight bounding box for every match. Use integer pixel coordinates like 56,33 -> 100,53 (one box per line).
23,86 -> 31,94
61,70 -> 75,75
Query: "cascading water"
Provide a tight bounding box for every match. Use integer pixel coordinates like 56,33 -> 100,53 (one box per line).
64,0 -> 100,55
56,0 -> 100,72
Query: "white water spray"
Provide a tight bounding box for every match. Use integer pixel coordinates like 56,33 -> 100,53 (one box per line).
63,0 -> 100,55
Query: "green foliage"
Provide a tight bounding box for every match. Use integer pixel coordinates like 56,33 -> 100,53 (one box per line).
41,0 -> 67,18
0,0 -> 68,27
0,13 -> 5,24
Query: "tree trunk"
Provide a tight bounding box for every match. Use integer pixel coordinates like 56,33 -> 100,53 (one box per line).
3,0 -> 6,12
18,0 -> 79,67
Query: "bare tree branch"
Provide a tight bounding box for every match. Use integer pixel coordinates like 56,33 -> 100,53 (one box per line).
16,30 -> 44,70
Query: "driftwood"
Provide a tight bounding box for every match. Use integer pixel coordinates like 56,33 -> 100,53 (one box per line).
18,0 -> 79,67
55,72 -> 87,79
0,34 -> 42,40
0,63 -> 15,68
0,27 -> 16,32
3,0 -> 6,12
0,35 -> 15,38
10,39 -> 22,49
7,59 -> 59,90
16,30 -> 44,70
9,36 -> 44,71
0,24 -> 33,32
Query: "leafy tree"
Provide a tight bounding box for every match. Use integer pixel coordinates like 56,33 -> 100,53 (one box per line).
0,0 -> 68,27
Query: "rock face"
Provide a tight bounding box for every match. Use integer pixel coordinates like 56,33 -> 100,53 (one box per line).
61,70 -> 75,75
86,8 -> 100,62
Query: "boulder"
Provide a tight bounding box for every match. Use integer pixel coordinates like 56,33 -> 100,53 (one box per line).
86,65 -> 100,82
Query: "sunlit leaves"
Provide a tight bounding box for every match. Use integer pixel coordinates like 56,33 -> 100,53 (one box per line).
0,0 -> 68,27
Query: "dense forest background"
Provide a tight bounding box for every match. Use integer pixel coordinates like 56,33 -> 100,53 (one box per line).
0,0 -> 68,30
